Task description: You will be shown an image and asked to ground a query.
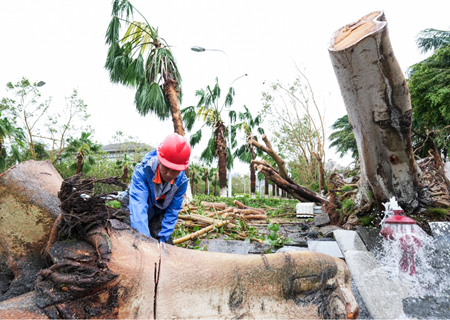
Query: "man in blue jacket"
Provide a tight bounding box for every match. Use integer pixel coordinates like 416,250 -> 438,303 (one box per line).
123,133 -> 191,244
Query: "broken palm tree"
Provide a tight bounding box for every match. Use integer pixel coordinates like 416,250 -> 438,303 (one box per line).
0,162 -> 360,319
250,134 -> 327,204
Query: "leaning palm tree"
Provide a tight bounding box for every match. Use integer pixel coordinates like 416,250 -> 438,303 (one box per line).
233,106 -> 264,198
182,78 -> 235,196
416,28 -> 450,54
0,112 -> 25,171
63,132 -> 102,174
105,0 -> 185,135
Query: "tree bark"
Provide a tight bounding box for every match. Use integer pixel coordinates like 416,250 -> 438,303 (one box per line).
122,166 -> 128,184
250,143 -> 256,198
214,173 -> 218,196
76,153 -> 83,174
163,76 -> 185,137
215,121 -> 227,197
328,11 -> 420,218
265,175 -> 269,198
204,168 -> 208,195
250,135 -> 288,178
190,172 -> 195,195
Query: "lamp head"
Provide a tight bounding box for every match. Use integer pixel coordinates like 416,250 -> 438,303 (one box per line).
191,46 -> 205,52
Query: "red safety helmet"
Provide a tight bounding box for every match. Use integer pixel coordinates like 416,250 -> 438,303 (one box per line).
157,133 -> 191,171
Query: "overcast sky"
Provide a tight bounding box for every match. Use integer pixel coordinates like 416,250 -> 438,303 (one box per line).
1,1 -> 448,173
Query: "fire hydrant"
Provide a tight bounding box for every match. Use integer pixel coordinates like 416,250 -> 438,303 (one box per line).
380,210 -> 421,275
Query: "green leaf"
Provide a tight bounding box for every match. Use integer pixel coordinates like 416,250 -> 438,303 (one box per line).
193,226 -> 199,232
244,237 -> 251,244
269,231 -> 277,240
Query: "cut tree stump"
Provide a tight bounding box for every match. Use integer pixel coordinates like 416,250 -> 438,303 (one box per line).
328,11 -> 421,220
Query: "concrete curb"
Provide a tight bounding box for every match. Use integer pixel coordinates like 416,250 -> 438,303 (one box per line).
334,230 -> 411,319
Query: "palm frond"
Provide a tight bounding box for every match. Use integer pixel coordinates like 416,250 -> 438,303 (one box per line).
416,28 -> 450,54
229,110 -> 236,124
181,106 -> 197,131
225,87 -> 235,107
135,81 -> 169,119
190,129 -> 202,147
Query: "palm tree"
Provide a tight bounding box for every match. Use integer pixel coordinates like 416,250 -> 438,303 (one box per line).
209,167 -> 219,197
0,112 -> 25,171
189,163 -> 202,196
329,115 -> 358,160
105,0 -> 185,135
182,78 -> 235,196
201,167 -> 210,195
116,153 -> 135,183
416,28 -> 450,54
233,106 -> 264,198
63,132 -> 102,174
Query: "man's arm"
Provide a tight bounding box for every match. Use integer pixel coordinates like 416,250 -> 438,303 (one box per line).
158,181 -> 188,243
129,167 -> 151,237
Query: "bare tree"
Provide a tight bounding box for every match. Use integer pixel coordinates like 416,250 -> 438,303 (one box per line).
261,69 -> 326,192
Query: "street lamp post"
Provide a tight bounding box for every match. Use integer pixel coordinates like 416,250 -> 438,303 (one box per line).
191,46 -> 247,198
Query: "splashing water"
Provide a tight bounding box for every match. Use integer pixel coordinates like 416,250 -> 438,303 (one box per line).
376,197 -> 449,298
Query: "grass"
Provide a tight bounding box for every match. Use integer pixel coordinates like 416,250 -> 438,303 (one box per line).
427,207 -> 450,218
340,185 -> 354,192
359,214 -> 376,226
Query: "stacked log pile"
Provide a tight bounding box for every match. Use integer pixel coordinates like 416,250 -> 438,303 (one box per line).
174,200 -> 267,245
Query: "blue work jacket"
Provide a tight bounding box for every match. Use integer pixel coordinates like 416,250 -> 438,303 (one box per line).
127,150 -> 188,242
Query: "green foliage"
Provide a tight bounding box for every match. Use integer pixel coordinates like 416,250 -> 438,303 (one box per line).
63,131 -> 102,174
105,0 -> 182,118
340,185 -> 354,192
408,31 -> 450,158
416,28 -> 450,54
263,223 -> 294,251
358,214 -> 376,226
191,194 -> 297,215
329,115 -> 358,160
106,200 -> 121,209
427,207 -> 450,218
341,198 -> 355,212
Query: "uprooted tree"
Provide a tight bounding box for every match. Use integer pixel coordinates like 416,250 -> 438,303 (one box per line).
250,134 -> 327,204
0,160 -> 360,319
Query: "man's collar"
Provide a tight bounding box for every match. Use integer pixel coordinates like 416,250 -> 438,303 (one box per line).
153,165 -> 174,185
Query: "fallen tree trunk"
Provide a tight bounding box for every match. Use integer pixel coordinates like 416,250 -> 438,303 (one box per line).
250,135 -> 327,204
0,161 -> 62,302
255,163 -> 328,204
0,168 -> 360,319
328,11 -> 421,220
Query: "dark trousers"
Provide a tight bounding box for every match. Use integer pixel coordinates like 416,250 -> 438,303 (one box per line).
121,193 -> 174,245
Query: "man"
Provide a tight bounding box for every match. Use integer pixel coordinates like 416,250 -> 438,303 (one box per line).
123,133 -> 191,244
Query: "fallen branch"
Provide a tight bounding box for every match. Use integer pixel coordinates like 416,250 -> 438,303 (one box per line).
205,207 -> 233,217
200,201 -> 226,210
233,200 -> 265,214
178,214 -> 236,228
240,214 -> 268,220
173,220 -> 230,245
250,135 -> 288,178
256,164 -> 327,204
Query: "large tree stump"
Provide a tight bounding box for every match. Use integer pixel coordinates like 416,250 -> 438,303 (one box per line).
328,11 -> 421,219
